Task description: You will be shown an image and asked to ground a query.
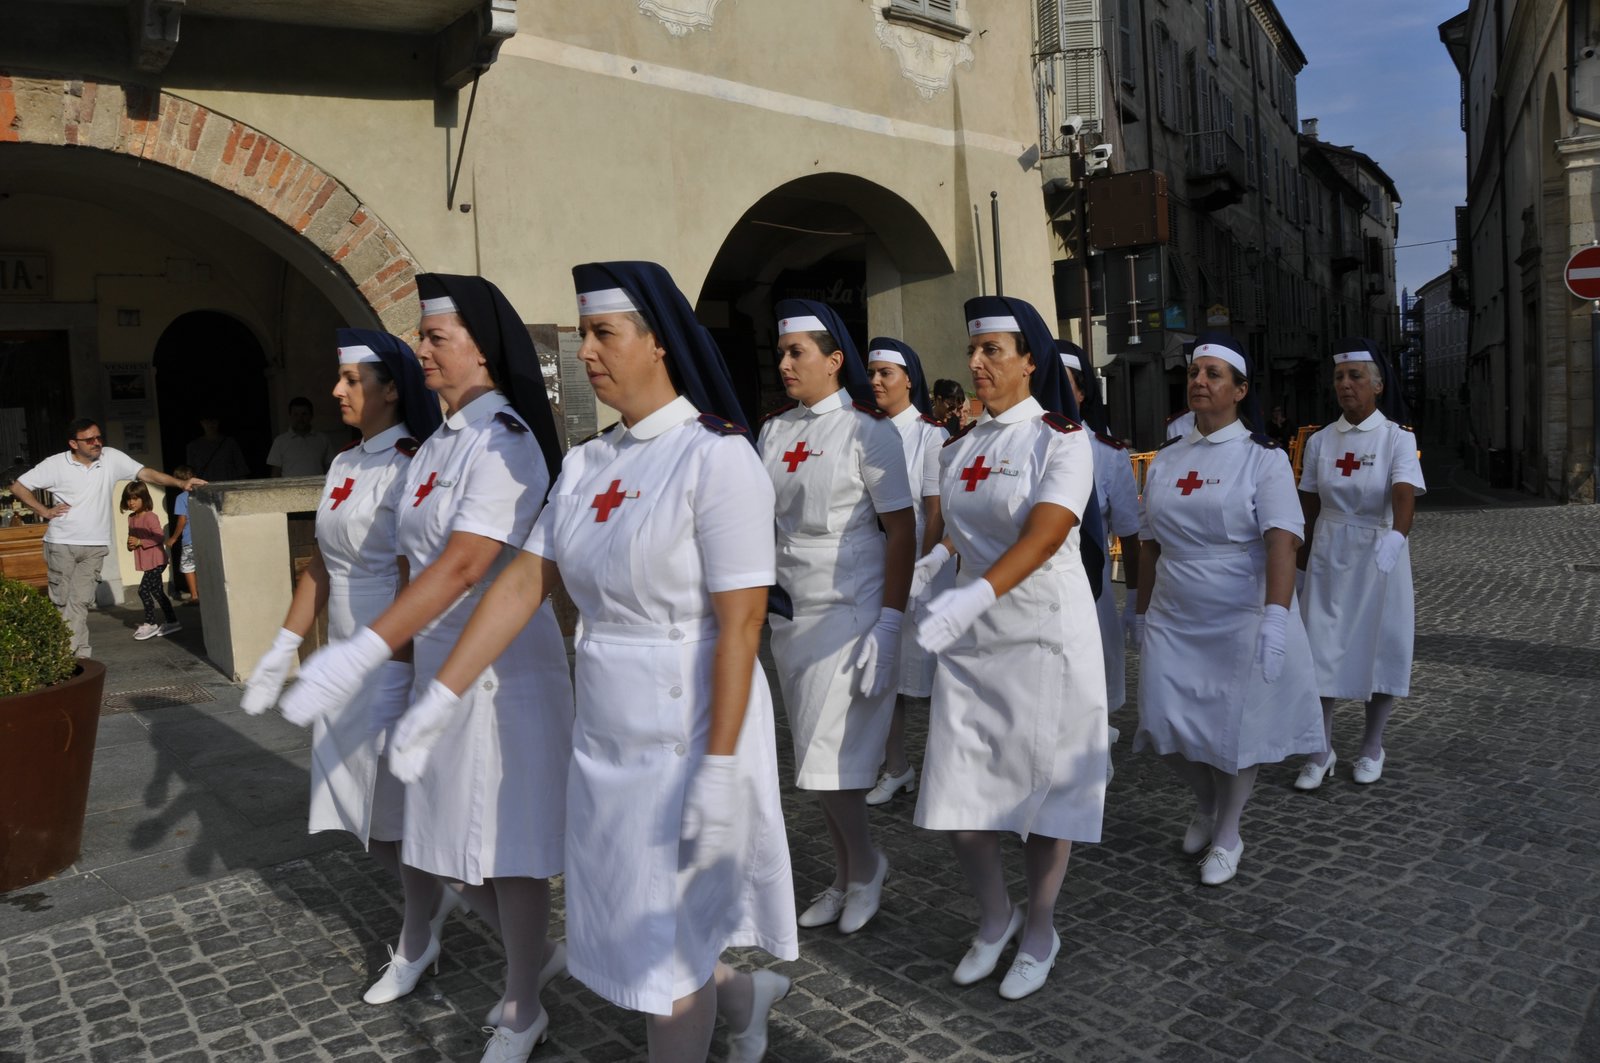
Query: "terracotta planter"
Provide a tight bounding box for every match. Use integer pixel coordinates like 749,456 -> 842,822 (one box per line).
0,659 -> 106,892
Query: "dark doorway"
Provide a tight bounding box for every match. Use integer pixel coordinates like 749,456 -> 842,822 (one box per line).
0,330 -> 72,476
152,311 -> 272,479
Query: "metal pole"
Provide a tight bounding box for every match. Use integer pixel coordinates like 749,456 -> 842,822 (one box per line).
1591,301 -> 1600,495
991,191 -> 1003,296
1079,164 -> 1094,364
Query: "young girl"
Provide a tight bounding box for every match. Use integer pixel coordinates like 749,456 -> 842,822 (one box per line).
123,482 -> 179,640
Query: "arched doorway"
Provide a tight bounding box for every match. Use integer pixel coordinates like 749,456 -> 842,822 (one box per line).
153,312 -> 272,479
696,174 -> 954,420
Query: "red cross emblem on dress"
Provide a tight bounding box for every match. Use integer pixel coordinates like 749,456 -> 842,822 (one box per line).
782,441 -> 815,473
1335,452 -> 1361,477
1176,471 -> 1204,495
329,478 -> 355,509
960,455 -> 992,492
591,479 -> 639,522
412,472 -> 438,507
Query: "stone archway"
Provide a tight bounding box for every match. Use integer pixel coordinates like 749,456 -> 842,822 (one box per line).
0,73 -> 420,333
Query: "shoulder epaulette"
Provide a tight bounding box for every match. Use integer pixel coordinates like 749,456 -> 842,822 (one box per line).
394,437 -> 419,458
853,401 -> 889,419
338,438 -> 360,453
761,401 -> 798,423
698,413 -> 747,436
1094,430 -> 1125,450
942,421 -> 975,447
1396,423 -> 1415,434
493,411 -> 528,433
1249,431 -> 1280,449
1157,435 -> 1183,450
920,413 -> 945,427
1164,410 -> 1189,425
1041,411 -> 1083,435
571,423 -> 619,448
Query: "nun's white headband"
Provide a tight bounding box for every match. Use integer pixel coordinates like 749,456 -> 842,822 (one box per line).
576,287 -> 641,316
419,296 -> 459,318
1192,342 -> 1247,376
1332,350 -> 1376,364
337,344 -> 381,365
968,315 -> 1021,335
867,348 -> 907,367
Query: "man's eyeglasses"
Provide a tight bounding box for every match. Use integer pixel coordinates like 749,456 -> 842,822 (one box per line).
73,435 -> 105,444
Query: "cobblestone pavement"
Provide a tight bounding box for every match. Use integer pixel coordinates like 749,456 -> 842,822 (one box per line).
3,502 -> 1599,1062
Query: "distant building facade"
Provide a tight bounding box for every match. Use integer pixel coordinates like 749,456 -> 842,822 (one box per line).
1414,265 -> 1471,445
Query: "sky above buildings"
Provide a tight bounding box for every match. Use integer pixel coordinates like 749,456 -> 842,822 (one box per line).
1284,0 -> 1466,299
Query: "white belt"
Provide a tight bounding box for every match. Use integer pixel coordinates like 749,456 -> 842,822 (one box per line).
1317,511 -> 1391,531
1158,542 -> 1263,562
579,616 -> 719,646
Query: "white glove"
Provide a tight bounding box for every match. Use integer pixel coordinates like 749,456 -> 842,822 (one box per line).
279,626 -> 390,728
1120,587 -> 1137,645
241,628 -> 302,716
1131,613 -> 1146,653
682,754 -> 739,870
852,607 -> 903,697
909,543 -> 952,601
368,660 -> 415,738
1373,530 -> 1406,574
1294,568 -> 1306,597
1256,604 -> 1289,684
916,579 -> 997,655
388,679 -> 463,784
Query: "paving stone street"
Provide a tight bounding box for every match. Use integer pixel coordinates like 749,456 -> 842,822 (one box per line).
2,460 -> 1598,1062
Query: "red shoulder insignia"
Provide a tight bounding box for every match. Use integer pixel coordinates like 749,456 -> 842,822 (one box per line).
1157,435 -> 1183,450
942,421 -> 975,447
1041,411 -> 1083,434
1164,410 -> 1189,425
919,413 -> 945,427
698,413 -> 748,436
493,411 -> 529,433
338,438 -> 360,453
394,437 -> 419,457
853,401 -> 888,419
761,401 -> 798,423
1094,430 -> 1126,450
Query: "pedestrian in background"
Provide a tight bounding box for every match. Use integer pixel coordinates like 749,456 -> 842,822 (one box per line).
1131,330 -> 1322,887
759,298 -> 915,937
8,419 -> 204,657
910,296 -> 1106,1000
864,336 -> 949,808
121,481 -> 179,641
185,414 -> 252,481
267,396 -> 338,477
282,274 -> 573,1063
931,378 -> 968,436
165,465 -> 199,605
1294,338 -> 1425,790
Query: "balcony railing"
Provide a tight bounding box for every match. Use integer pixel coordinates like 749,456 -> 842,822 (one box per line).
1186,131 -> 1248,211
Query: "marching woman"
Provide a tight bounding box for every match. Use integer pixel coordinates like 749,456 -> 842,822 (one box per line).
281,274 -> 573,1061
911,296 -> 1107,1000
1059,340 -> 1141,763
397,261 -> 798,1062
864,337 -> 948,806
758,300 -> 916,934
1294,338 -> 1425,789
241,328 -> 442,959
1131,330 -> 1322,886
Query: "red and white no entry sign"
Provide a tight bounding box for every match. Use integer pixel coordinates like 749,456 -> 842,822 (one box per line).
1565,246 -> 1600,300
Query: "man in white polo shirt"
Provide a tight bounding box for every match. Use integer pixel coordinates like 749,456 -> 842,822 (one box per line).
9,418 -> 206,658
266,396 -> 337,478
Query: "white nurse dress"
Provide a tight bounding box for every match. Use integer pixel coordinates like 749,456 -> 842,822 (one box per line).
888,404 -> 950,698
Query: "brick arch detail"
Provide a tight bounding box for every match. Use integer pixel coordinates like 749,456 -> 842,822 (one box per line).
0,73 -> 420,333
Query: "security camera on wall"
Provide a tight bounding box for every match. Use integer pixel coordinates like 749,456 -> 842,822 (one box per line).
1086,143 -> 1114,174
1060,114 -> 1085,139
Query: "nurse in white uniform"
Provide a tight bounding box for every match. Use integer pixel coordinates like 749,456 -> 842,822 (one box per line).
863,337 -> 948,806
241,327 -> 443,978
283,274 -> 572,1063
1131,330 -> 1323,887
403,261 -> 799,1063
911,296 -> 1108,1001
1294,338 -> 1425,790
758,299 -> 915,936
1059,340 -> 1141,759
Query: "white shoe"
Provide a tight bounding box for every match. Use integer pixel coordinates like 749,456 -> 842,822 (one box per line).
487,940 -> 567,1027
479,1012 -> 549,1063
726,969 -> 791,1063
796,887 -> 846,928
133,623 -> 160,641
1198,840 -> 1244,887
951,904 -> 1025,986
998,930 -> 1060,1000
1181,810 -> 1214,855
362,936 -> 441,1004
838,851 -> 888,934
865,765 -> 916,806
156,621 -> 182,637
1352,751 -> 1385,784
1294,751 -> 1336,791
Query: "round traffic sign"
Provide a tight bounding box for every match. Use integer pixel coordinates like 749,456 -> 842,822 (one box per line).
1565,246 -> 1600,300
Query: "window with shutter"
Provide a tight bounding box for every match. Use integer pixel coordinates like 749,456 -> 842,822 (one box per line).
1036,0 -> 1060,52
1118,0 -> 1137,87
1154,22 -> 1174,128
1204,0 -> 1216,60
891,0 -> 962,27
1219,0 -> 1231,46
1223,93 -> 1235,138
1244,114 -> 1255,184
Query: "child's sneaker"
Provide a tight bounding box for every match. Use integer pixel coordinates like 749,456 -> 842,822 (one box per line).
133,623 -> 160,640
156,622 -> 182,637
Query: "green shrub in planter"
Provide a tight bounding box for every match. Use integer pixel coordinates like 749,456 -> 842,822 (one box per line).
0,575 -> 75,696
